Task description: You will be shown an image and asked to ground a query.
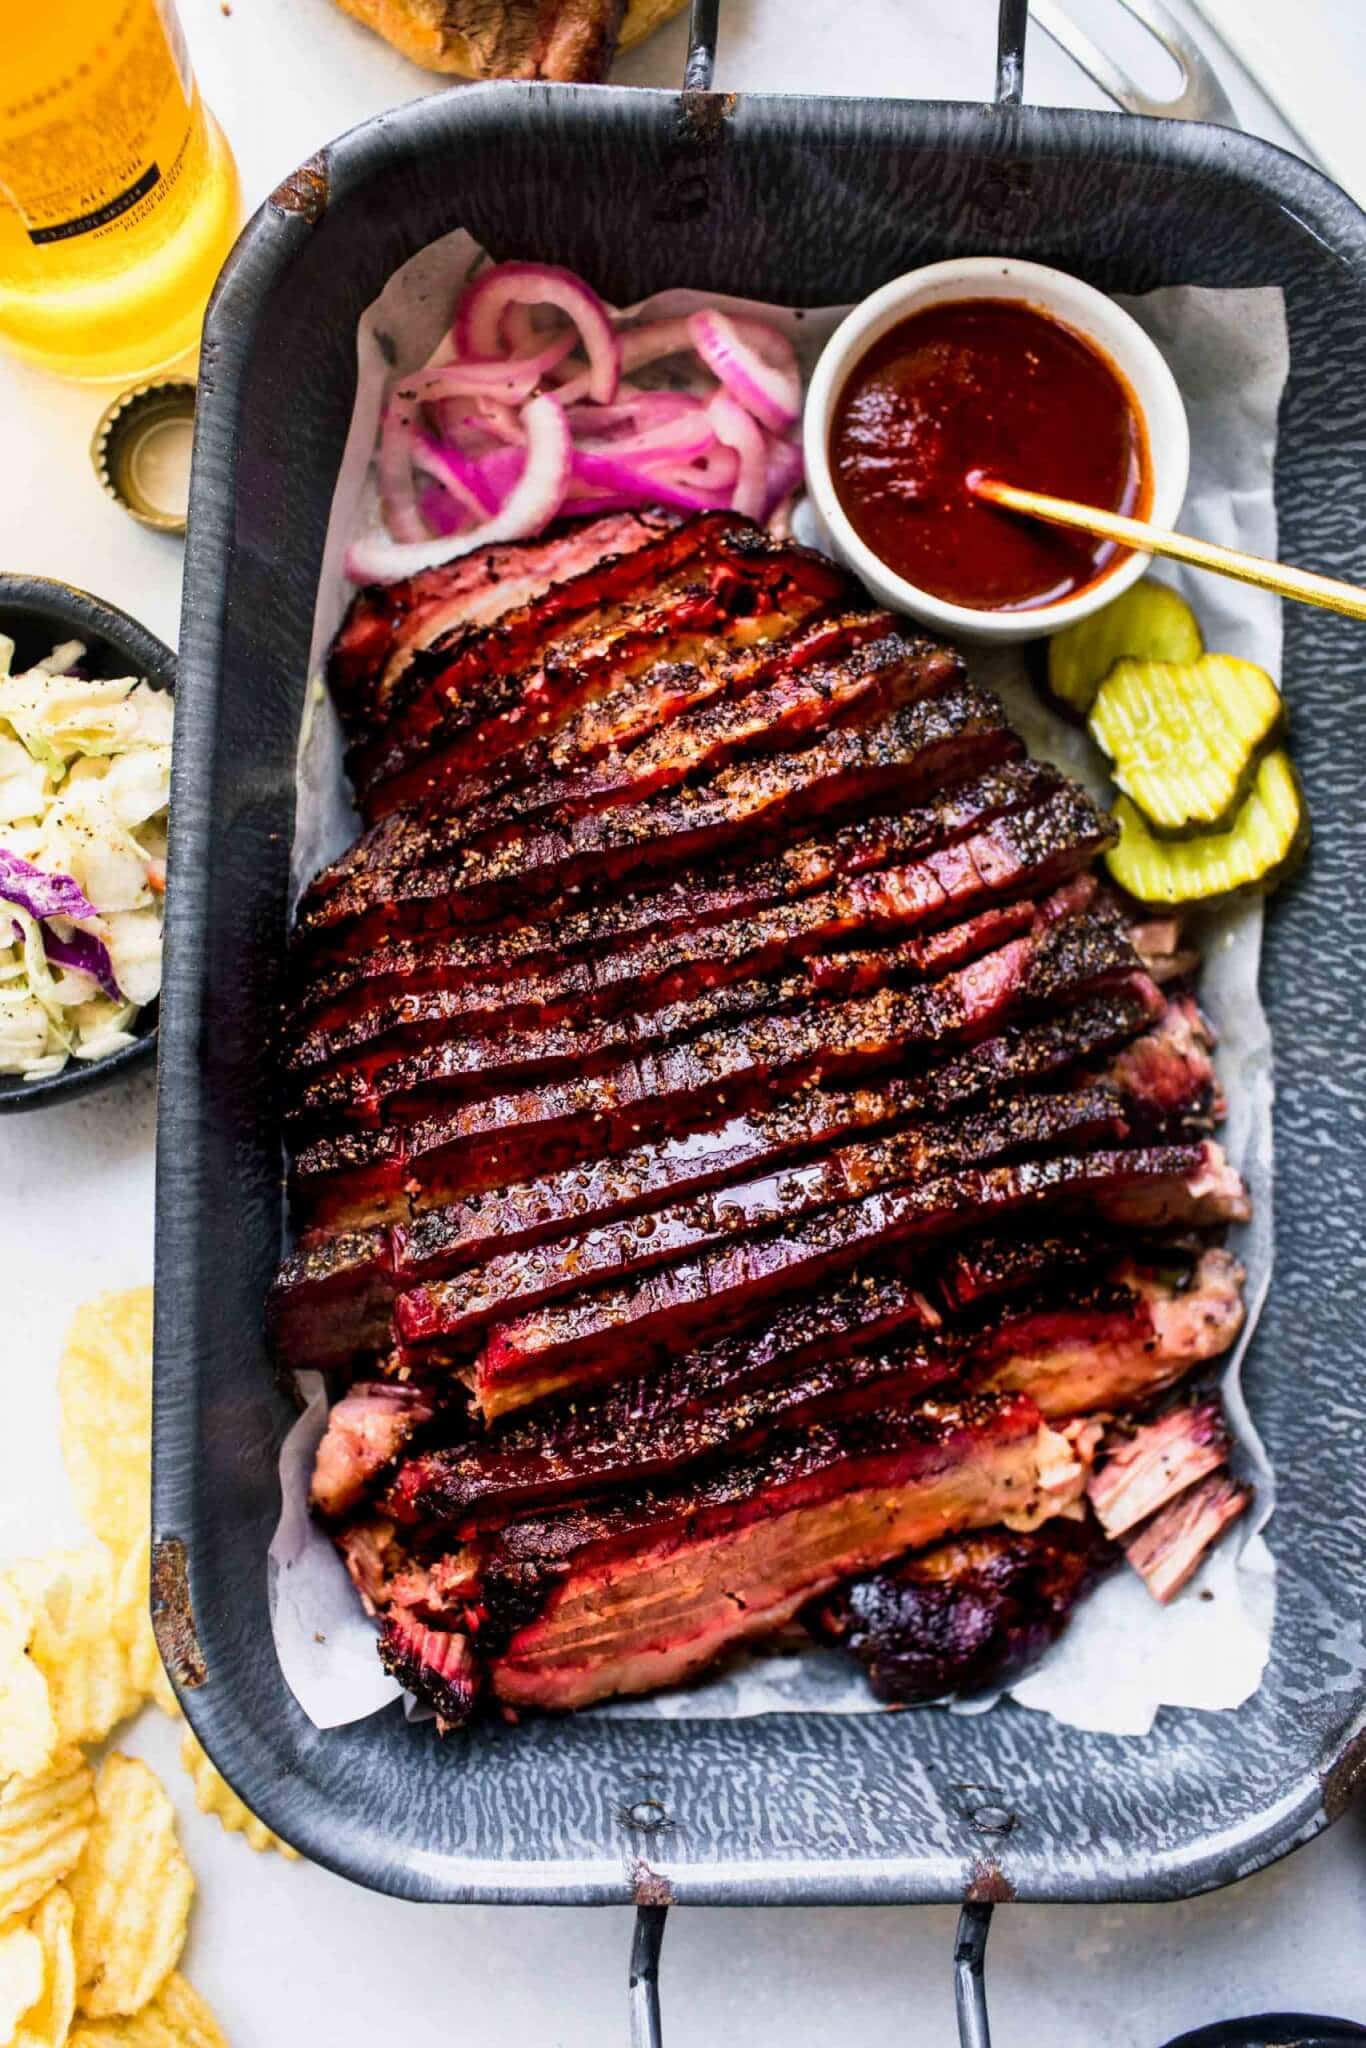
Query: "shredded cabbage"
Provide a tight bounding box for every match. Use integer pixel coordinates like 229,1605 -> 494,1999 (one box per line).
0,638 -> 170,1079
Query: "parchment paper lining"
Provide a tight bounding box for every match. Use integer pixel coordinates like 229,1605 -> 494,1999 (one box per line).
270,235 -> 1285,1737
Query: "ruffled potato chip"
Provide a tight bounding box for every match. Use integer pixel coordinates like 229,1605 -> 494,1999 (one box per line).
12,1883 -> 76,2048
177,1728 -> 298,1859
68,1971 -> 225,2048
58,1291 -> 153,1562
0,1749 -> 94,1923
69,1756 -> 193,2019
112,1539 -> 177,1721
0,1582 -> 55,1783
4,1550 -> 138,1750
0,1926 -> 44,2042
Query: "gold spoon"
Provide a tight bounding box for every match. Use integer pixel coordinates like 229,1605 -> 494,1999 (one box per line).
970,474 -> 1366,623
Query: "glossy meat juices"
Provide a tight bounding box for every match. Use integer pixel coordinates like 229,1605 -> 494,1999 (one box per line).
829,298 -> 1149,612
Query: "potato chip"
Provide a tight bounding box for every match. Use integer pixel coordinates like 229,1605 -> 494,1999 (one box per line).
0,1926 -> 44,2042
4,1549 -> 138,1750
12,1884 -> 76,2048
68,1972 -> 225,2048
0,1584 -> 55,1784
69,1756 -> 193,2019
111,1540 -> 177,1721
58,1290 -> 153,1562
0,1750 -> 94,1923
177,1728 -> 298,1860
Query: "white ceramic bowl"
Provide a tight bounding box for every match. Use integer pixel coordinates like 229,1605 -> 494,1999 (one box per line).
802,257 -> 1190,644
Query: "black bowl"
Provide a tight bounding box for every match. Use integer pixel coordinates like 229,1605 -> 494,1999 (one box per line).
0,573 -> 174,1113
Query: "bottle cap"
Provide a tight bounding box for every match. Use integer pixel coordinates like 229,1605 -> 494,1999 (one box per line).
91,379 -> 197,535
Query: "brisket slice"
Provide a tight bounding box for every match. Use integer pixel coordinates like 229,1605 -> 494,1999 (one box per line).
366,600 -> 898,822
328,509 -> 673,739
470,1394 -> 1089,1715
377,1612 -> 482,1726
270,978 -> 1164,1368
284,758 -> 1063,1036
383,1268 -> 941,1527
1087,1398 -> 1233,1539
354,521 -> 850,799
394,1085 -> 1129,1357
805,1519 -> 1115,1703
294,683 -> 1022,953
970,1247 -> 1245,1415
288,912 -> 1146,1227
290,893 -> 1133,1135
1123,1471 -> 1250,1603
355,507 -> 747,742
309,1382 -> 436,1520
382,1249 -> 1241,1532
467,1144 -> 1237,1418
283,781 -> 1111,1076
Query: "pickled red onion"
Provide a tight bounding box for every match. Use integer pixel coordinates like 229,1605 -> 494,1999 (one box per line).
707,391 -> 769,520
455,263 -> 621,404
354,265 -> 810,578
347,393 -> 573,582
687,308 -> 801,431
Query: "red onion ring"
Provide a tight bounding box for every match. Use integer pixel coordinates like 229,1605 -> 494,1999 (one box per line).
687,308 -> 801,431
412,431 -> 498,519
570,446 -> 738,513
456,264 -> 621,405
706,391 -> 769,520
348,393 -> 574,582
575,411 -> 717,465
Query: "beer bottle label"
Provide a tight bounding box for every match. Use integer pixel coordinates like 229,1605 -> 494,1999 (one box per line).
0,0 -> 197,247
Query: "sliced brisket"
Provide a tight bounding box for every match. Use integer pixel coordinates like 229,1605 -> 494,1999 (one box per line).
270,977 -> 1168,1368
473,1394 -> 1089,1715
354,521 -> 851,803
294,683 -> 1022,954
328,508 -> 673,739
467,1144 -> 1235,1418
288,913 -> 1149,1227
283,781 -> 1112,1077
366,602 -> 904,822
381,1248 -> 1242,1533
284,758 -> 1064,1038
394,1085 -> 1129,1359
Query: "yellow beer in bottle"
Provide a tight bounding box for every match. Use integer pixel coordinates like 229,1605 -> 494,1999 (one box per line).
0,0 -> 241,380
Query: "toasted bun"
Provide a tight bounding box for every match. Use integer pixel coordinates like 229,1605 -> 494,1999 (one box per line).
332,0 -> 688,78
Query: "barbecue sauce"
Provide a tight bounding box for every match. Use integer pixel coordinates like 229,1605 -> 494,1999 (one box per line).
829,299 -> 1149,612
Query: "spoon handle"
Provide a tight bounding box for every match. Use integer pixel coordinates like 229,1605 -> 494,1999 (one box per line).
974,476 -> 1366,622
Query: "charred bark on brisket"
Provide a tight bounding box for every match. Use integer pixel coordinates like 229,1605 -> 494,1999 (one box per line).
805,1518 -> 1116,1702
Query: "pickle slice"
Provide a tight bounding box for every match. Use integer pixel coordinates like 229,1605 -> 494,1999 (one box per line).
1089,653 -> 1283,836
1105,748 -> 1306,906
1046,580 -> 1203,721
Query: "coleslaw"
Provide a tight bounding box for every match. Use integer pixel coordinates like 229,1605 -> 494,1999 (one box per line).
0,635 -> 172,1080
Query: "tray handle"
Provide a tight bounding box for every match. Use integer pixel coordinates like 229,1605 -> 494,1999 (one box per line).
682,0 -> 1029,102
682,0 -> 720,92
625,1901 -> 996,2045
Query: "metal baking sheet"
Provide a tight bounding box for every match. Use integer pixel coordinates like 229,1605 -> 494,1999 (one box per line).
156,45 -> 1366,1903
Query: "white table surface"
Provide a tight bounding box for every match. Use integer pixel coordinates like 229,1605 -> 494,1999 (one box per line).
3,2 -> 1364,2040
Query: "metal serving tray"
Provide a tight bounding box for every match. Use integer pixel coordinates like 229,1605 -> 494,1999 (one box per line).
156,0 -> 1366,1909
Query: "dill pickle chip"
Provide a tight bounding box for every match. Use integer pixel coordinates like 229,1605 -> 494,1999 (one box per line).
1105,748 -> 1306,905
1090,652 -> 1283,836
1045,580 -> 1203,720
